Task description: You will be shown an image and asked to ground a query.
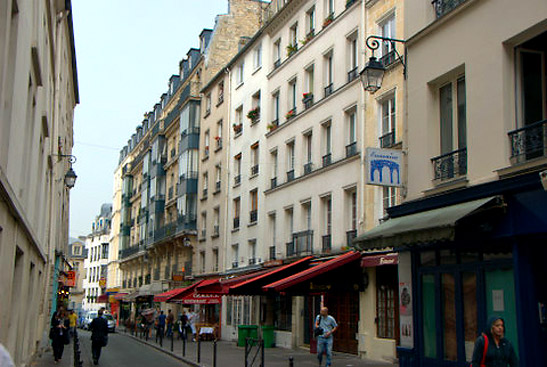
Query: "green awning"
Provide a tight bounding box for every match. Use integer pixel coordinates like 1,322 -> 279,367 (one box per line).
353,196 -> 501,250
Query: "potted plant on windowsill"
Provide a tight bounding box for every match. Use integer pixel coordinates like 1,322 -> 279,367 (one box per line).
233,123 -> 243,134
285,109 -> 296,120
286,43 -> 298,57
323,13 -> 334,28
300,30 -> 315,46
246,107 -> 260,123
267,123 -> 278,132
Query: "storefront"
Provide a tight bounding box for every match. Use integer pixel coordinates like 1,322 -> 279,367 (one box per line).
353,172 -> 547,367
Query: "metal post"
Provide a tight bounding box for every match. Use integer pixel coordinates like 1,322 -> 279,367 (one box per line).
197,336 -> 201,364
244,339 -> 249,367
213,339 -> 217,367
261,340 -> 265,367
289,356 -> 294,367
170,331 -> 174,352
183,334 -> 186,357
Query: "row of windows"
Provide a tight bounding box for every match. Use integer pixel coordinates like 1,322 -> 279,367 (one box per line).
88,243 -> 109,262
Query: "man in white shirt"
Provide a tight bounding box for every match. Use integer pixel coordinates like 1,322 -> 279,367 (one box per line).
315,307 -> 338,367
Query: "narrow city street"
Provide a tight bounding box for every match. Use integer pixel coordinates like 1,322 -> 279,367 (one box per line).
77,331 -> 180,367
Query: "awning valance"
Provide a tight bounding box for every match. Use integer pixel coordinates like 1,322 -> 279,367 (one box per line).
179,292 -> 222,305
352,196 -> 502,250
361,253 -> 398,267
262,251 -> 362,292
168,280 -> 205,302
154,286 -> 194,303
113,293 -> 128,301
97,294 -> 109,303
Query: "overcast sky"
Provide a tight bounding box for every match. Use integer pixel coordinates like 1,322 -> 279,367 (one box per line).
69,0 -> 229,237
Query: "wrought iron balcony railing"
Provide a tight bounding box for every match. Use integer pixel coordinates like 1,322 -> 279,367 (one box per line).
304,162 -> 313,175
508,119 -> 547,163
233,217 -> 240,229
324,83 -> 333,98
234,174 -> 241,186
431,148 -> 467,181
322,153 -> 332,167
250,210 -> 258,223
432,0 -> 467,18
287,169 -> 295,182
346,142 -> 358,157
380,50 -> 397,67
380,131 -> 396,148
271,177 -> 277,189
346,229 -> 357,247
347,67 -> 359,83
322,234 -> 332,253
251,164 -> 259,175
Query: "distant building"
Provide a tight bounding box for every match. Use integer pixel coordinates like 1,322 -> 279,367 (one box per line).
82,204 -> 112,313
67,237 -> 87,319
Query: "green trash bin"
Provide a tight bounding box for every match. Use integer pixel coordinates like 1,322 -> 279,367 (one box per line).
237,325 -> 250,347
261,325 -> 275,348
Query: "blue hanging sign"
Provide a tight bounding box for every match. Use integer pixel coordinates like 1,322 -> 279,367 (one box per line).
366,148 -> 403,187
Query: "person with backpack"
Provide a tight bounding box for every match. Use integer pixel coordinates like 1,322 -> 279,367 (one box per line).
471,316 -> 518,367
314,307 -> 338,367
89,308 -> 109,365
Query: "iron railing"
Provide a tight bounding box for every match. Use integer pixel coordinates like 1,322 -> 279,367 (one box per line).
324,83 -> 333,98
290,230 -> 313,256
431,148 -> 467,180
304,162 -> 313,174
250,210 -> 258,223
322,234 -> 332,253
234,174 -> 241,186
346,142 -> 358,157
432,0 -> 467,18
251,164 -> 259,175
347,67 -> 359,82
303,94 -> 314,109
270,177 -> 277,189
380,131 -> 396,148
322,153 -> 332,167
346,229 -> 357,247
287,169 -> 295,182
508,119 -> 547,163
233,217 -> 240,229
380,50 -> 397,67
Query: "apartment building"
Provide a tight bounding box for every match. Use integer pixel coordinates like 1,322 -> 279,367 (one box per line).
354,0 -> 547,366
67,237 -> 87,319
82,204 -> 112,313
0,0 -> 78,364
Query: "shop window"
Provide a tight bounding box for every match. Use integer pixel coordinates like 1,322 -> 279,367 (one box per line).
274,295 -> 292,331
376,265 -> 398,340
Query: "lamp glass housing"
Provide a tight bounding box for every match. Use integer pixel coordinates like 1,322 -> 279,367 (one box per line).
360,56 -> 386,94
64,167 -> 77,188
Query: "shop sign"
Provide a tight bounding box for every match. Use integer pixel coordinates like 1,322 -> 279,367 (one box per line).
181,292 -> 221,305
106,287 -> 119,294
361,253 -> 399,267
99,277 -> 107,288
365,148 -> 403,187
263,259 -> 283,267
65,271 -> 76,287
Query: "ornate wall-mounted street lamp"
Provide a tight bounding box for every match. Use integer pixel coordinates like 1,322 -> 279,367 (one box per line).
56,154 -> 78,189
360,35 -> 407,94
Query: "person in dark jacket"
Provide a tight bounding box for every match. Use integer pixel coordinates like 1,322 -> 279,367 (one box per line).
50,308 -> 69,363
471,316 -> 518,367
89,308 -> 109,365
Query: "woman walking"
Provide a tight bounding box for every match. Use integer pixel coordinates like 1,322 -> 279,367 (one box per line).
471,316 -> 518,367
50,308 -> 69,363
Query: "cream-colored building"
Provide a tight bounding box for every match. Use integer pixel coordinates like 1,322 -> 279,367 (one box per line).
0,0 -> 78,364
67,237 -> 87,319
82,204 -> 112,313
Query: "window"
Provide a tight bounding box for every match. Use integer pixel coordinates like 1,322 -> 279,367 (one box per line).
251,91 -> 261,123
325,0 -> 334,16
250,189 -> 258,223
382,187 -> 397,218
213,208 -> 220,236
102,243 -> 109,259
288,78 -> 297,113
254,43 -> 262,70
212,249 -> 219,272
347,32 -> 359,81
234,153 -> 242,185
274,295 -> 292,331
270,150 -> 278,188
379,14 -> 396,65
202,172 -> 208,197
346,107 -> 357,157
350,190 -> 357,231
304,202 -> 312,230
376,265 -> 399,339
272,91 -> 280,123
232,244 -> 239,268
269,214 -> 277,260
325,196 -> 332,235
305,65 -> 315,98
234,106 -> 243,134
434,76 -> 467,180
218,81 -> 224,104
204,130 -> 210,157
289,23 -> 298,49
214,165 -> 221,193
273,39 -> 281,67
215,120 -> 223,149
324,51 -> 334,97
233,197 -> 241,229
287,141 -> 295,181
286,208 -> 294,243
380,95 -> 396,147
205,93 -> 212,115
322,121 -> 332,166
73,245 -> 81,256
251,142 -> 259,176
248,240 -> 257,264
304,132 -> 313,174
237,62 -> 244,85
306,7 -> 315,35
200,251 -> 206,273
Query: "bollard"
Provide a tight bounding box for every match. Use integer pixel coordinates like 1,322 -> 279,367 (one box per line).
182,334 -> 186,357
261,340 -> 265,367
197,336 -> 201,364
213,339 -> 217,367
289,356 -> 294,367
170,332 -> 174,352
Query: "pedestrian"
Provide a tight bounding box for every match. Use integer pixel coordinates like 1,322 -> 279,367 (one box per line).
166,309 -> 174,337
68,309 -> 78,336
179,311 -> 189,340
50,308 -> 70,363
471,316 -> 518,367
157,310 -> 166,343
89,308 -> 109,365
187,309 -> 197,341
315,307 -> 338,367
0,343 -> 15,367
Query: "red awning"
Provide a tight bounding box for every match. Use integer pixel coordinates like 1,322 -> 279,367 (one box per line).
229,256 -> 313,295
196,269 -> 271,295
113,293 -> 128,301
167,280 -> 205,302
154,287 -> 191,303
361,253 -> 398,267
262,251 -> 362,292
97,294 -> 109,303
179,292 -> 222,305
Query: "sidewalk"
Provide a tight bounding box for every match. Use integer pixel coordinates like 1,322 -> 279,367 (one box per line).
119,329 -> 397,367
29,345 -> 74,367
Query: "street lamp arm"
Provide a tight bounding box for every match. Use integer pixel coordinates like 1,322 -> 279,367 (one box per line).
54,154 -> 77,164
365,35 -> 407,78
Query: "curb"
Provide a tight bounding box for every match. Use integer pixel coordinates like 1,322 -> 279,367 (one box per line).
120,332 -> 200,367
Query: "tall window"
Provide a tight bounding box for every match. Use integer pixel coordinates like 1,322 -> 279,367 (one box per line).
305,65 -> 315,96
290,23 -> 298,48
251,142 -> 259,175
304,202 -> 312,230
218,81 -> 224,104
205,93 -> 212,115
237,62 -> 244,85
204,130 -> 210,156
201,212 -> 207,238
254,43 -> 262,70
250,189 -> 258,223
380,14 -> 396,62
382,187 -> 397,218
200,251 -> 206,273
273,39 -> 281,65
289,78 -> 297,111
325,0 -> 334,16
305,133 -> 313,166
232,244 -> 239,268
235,105 -> 243,133
202,172 -> 208,197
350,190 -> 357,231
233,197 -> 241,229
273,91 -> 280,122
271,150 -> 278,179
213,207 -> 220,236
234,153 -> 242,185
306,7 -> 315,34
287,141 -> 295,174
324,51 -> 334,96
212,249 -> 219,272
439,77 -> 467,154
380,95 -> 396,147
348,109 -> 357,144
286,208 -> 294,242
325,196 -> 332,235
347,32 -> 359,80
215,165 -> 221,192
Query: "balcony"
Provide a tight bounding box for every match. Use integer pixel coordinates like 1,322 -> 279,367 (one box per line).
153,268 -> 160,281
287,169 -> 295,182
380,131 -> 396,148
508,119 -> 547,164
322,153 -> 332,167
347,67 -> 359,83
304,162 -> 313,175
346,142 -> 358,157
251,164 -> 259,176
200,229 -> 206,239
248,258 -> 257,265
168,186 -> 174,201
202,188 -> 208,198
119,243 -> 146,260
269,246 -> 276,261
268,119 -> 279,132
289,230 -> 313,256
380,50 -> 397,68
324,83 -> 333,98
286,242 -> 295,257
250,210 -> 258,223
431,148 -> 467,181
232,261 -> 239,269
215,137 -> 223,150
270,177 -> 277,189
233,217 -> 240,229
214,181 -> 221,194
212,225 -> 219,237
322,234 -> 332,254
346,229 -> 357,247
274,59 -> 281,69
432,0 -> 467,18
302,93 -> 314,109
234,174 -> 241,186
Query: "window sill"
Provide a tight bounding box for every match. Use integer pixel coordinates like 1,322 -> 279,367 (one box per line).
249,173 -> 258,180
235,82 -> 244,90
252,66 -> 262,75
231,227 -> 240,233
424,176 -> 468,196
248,221 -> 258,228
234,131 -> 242,139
